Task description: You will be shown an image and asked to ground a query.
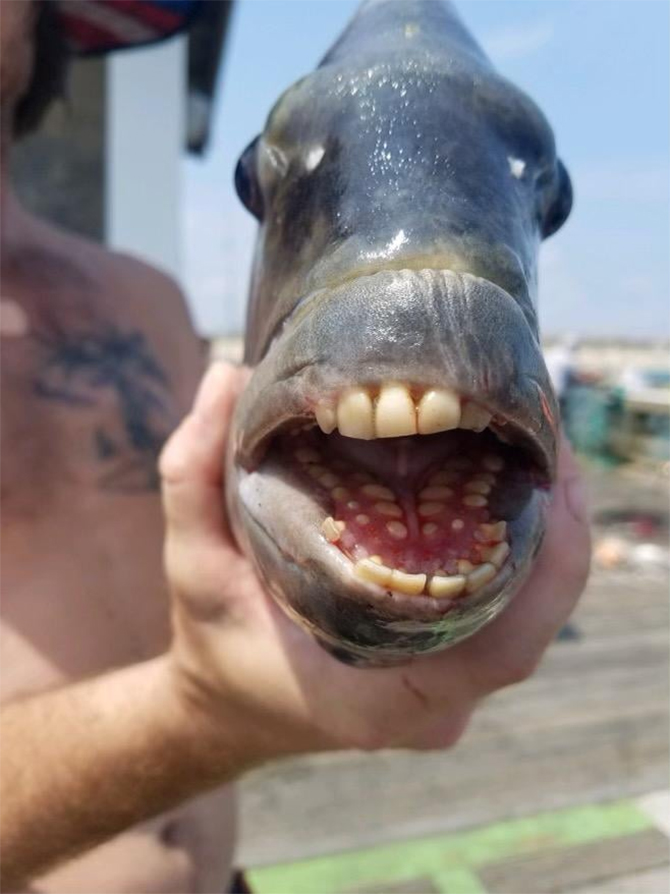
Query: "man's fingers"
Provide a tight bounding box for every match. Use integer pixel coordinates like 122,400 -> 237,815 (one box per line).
413,437 -> 591,701
458,436 -> 591,692
160,362 -> 249,542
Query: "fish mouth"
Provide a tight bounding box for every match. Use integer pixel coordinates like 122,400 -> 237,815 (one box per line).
228,268 -> 557,664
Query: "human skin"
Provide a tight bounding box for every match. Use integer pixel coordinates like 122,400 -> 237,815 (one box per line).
1,4 -> 235,891
1,361 -> 591,890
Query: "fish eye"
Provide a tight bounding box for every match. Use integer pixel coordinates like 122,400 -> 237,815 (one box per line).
540,159 -> 573,237
235,136 -> 264,221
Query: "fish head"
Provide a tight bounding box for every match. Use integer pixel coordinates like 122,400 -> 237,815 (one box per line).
228,0 -> 572,666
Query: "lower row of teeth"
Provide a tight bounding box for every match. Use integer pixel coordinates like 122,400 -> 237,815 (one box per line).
308,450 -> 510,599
324,524 -> 510,598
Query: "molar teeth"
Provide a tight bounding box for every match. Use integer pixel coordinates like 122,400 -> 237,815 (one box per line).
483,454 -> 505,472
463,494 -> 488,508
466,562 -> 497,592
386,521 -> 408,539
355,558 -> 393,587
390,569 -> 427,595
337,388 -> 375,439
428,574 -> 466,598
321,517 -> 344,542
464,480 -> 491,495
460,402 -> 492,432
375,382 -> 416,437
417,387 -> 460,434
477,521 -> 507,542
480,542 -> 510,568
376,501 -> 403,517
315,403 -> 337,434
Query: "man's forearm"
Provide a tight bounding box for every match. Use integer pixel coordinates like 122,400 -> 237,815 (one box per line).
0,655 -> 249,890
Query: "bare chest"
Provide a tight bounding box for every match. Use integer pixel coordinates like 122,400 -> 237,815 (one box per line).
1,317 -> 179,698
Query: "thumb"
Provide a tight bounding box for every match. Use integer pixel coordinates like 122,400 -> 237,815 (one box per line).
160,362 -> 248,544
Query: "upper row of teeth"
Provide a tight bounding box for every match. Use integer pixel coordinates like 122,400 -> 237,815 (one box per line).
314,383 -> 492,439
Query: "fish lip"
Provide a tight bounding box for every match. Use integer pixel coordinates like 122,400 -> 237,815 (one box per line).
267,261 -> 534,354
228,459 -> 548,659
232,266 -> 558,481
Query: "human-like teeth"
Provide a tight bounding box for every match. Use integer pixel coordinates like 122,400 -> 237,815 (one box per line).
315,403 -> 337,434
386,521 -> 408,539
321,517 -> 345,542
479,542 -> 510,568
460,402 -> 492,431
417,387 -> 460,434
355,558 -> 393,586
466,563 -> 497,592
376,501 -> 403,517
428,574 -> 466,598
463,494 -> 488,508
337,388 -> 375,439
361,483 -> 395,500
390,569 -> 427,595
477,521 -> 507,542
458,559 -> 475,574
375,383 -> 416,437
483,454 -> 504,472
464,480 -> 491,495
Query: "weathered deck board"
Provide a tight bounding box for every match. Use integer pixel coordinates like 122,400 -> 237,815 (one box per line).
478,829 -> 669,893
570,865 -> 670,894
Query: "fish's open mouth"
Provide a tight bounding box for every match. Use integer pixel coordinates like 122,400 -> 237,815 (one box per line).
256,380 -> 549,603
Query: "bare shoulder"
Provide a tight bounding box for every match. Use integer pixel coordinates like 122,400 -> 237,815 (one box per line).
107,251 -> 207,412
48,231 -> 207,411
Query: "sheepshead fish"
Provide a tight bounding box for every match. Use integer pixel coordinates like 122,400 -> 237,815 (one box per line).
227,0 -> 572,666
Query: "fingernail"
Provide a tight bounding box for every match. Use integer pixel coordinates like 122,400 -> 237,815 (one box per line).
565,474 -> 589,524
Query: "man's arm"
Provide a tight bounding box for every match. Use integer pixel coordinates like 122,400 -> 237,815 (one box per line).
0,655 -> 254,891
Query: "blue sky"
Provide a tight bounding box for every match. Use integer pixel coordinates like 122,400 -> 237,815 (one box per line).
184,0 -> 669,339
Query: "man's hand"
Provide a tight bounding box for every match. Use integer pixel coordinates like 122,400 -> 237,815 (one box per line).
161,362 -> 591,763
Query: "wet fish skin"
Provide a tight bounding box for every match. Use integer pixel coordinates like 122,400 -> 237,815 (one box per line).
227,0 -> 571,665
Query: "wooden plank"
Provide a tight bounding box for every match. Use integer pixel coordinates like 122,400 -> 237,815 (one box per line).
478,829 -> 669,894
237,711 -> 668,866
569,865 -> 670,894
347,879 -> 440,894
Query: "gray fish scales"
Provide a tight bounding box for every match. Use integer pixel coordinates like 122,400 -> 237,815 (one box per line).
226,0 -> 572,666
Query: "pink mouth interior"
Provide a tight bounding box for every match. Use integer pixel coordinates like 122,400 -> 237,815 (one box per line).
281,428 -> 536,576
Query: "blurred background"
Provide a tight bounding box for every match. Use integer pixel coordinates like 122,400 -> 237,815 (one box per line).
11,1 -> 669,892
